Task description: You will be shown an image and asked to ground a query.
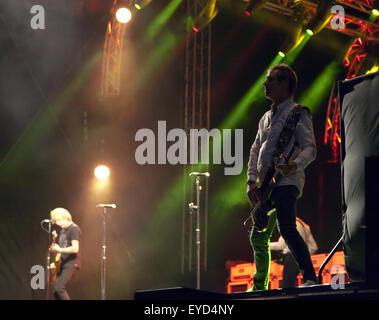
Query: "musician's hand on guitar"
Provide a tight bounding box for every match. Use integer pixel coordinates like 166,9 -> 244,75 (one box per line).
275,160 -> 297,176
49,244 -> 61,253
246,184 -> 261,207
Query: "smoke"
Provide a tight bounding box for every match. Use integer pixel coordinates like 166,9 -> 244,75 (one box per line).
0,0 -> 85,130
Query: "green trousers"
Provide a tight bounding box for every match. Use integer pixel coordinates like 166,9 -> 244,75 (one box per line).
249,210 -> 277,291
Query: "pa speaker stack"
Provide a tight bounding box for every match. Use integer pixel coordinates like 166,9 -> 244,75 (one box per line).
339,71 -> 379,288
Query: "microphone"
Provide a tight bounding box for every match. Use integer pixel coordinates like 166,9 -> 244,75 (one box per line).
96,204 -> 117,208
189,171 -> 210,177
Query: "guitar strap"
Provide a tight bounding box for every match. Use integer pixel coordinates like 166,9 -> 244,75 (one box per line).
260,104 -> 308,191
272,104 -> 308,167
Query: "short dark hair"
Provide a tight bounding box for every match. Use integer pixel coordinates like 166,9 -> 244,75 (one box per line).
269,64 -> 298,96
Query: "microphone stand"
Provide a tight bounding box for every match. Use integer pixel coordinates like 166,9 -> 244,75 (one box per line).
97,204 -> 116,300
189,172 -> 209,290
101,206 -> 107,300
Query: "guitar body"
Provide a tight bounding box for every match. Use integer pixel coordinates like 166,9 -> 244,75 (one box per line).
50,230 -> 61,285
249,167 -> 277,231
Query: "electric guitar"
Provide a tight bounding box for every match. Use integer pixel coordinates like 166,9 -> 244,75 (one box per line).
49,230 -> 61,285
244,144 -> 296,231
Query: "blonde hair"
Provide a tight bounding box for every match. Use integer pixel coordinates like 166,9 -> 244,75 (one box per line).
50,207 -> 72,224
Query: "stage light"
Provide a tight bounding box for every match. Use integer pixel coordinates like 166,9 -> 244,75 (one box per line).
244,0 -> 269,16
278,23 -> 304,58
133,0 -> 152,11
116,7 -> 132,24
192,0 -> 219,32
95,165 -> 110,180
306,29 -> 314,36
372,9 -> 379,16
366,65 -> 379,74
305,0 -> 333,35
278,51 -> 285,57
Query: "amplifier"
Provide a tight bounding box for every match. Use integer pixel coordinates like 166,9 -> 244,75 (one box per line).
230,263 -> 255,282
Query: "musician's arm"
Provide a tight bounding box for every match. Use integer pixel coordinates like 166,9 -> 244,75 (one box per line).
247,127 -> 262,206
58,240 -> 79,254
247,136 -> 260,185
292,109 -> 317,171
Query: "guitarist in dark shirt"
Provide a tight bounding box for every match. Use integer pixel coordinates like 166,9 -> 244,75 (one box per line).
246,64 -> 317,290
49,207 -> 81,300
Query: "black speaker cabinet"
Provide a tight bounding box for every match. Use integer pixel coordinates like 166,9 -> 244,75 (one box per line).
339,71 -> 379,287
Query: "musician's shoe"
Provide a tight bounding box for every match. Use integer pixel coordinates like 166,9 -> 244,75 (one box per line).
298,280 -> 317,287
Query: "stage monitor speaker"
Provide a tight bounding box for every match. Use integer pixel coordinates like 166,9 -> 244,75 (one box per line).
339,71 -> 379,287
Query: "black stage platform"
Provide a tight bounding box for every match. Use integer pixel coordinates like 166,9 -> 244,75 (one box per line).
135,282 -> 379,300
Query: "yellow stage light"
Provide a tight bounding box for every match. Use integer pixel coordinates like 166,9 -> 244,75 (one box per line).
116,7 -> 132,23
95,165 -> 110,180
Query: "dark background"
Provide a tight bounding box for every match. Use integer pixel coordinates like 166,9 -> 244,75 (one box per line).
0,0 -> 351,299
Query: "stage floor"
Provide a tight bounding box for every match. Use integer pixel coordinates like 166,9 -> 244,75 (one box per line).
134,281 -> 379,300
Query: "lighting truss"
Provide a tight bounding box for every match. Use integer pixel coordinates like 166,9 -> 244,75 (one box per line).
100,1 -> 128,99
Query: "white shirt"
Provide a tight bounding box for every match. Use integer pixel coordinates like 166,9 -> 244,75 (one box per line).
247,98 -> 317,197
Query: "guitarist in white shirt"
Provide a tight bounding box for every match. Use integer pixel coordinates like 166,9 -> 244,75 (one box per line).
246,64 -> 317,290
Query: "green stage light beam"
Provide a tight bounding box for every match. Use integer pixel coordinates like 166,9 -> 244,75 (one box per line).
283,30 -> 313,66
298,61 -> 341,114
136,31 -> 182,90
210,173 -> 246,218
144,0 -> 183,43
220,52 -> 285,130
206,173 -> 249,249
0,51 -> 102,175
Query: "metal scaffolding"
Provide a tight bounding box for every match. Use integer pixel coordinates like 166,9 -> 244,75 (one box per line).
100,1 -> 127,99
181,0 -> 212,281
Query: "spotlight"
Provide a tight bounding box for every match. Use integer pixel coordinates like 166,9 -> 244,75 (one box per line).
95,165 -> 110,181
366,65 -> 379,74
133,0 -> 152,11
192,0 -> 219,32
116,7 -> 132,23
244,0 -> 269,16
305,0 -> 333,35
278,24 -> 304,56
278,51 -> 286,57
372,9 -> 379,16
